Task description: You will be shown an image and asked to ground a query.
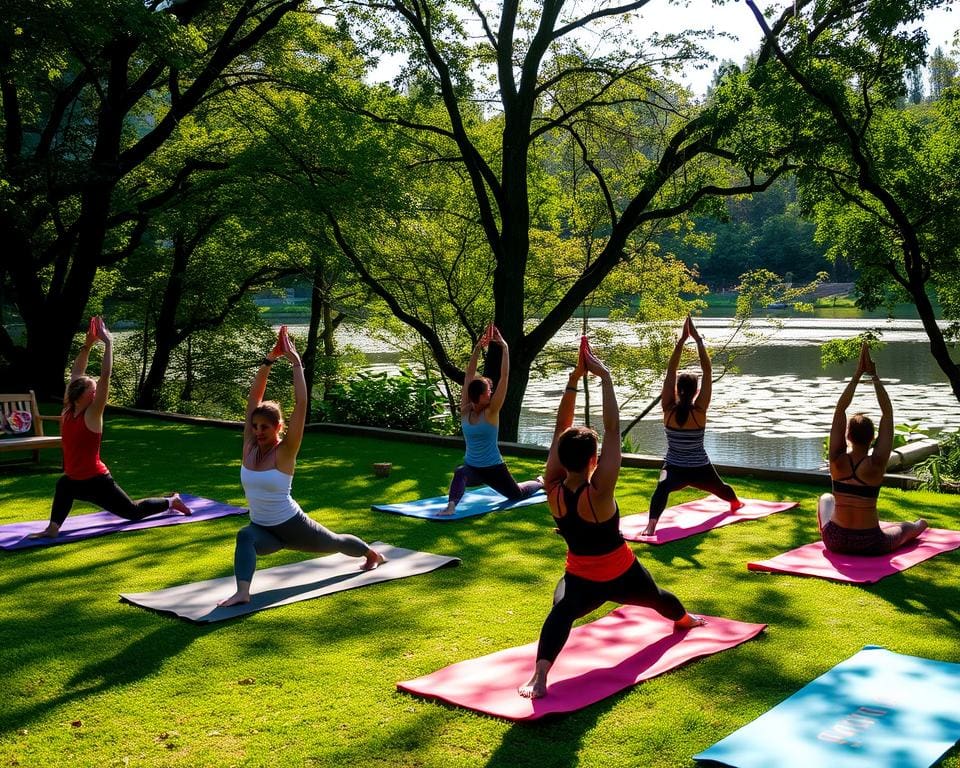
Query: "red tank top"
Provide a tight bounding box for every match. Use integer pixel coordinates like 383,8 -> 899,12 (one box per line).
61,410 -> 109,480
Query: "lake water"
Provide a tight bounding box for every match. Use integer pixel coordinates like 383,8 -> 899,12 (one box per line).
294,316 -> 960,470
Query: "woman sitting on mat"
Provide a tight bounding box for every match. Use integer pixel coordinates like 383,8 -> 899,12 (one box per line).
29,316 -> 191,539
818,342 -> 927,555
641,315 -> 742,537
218,326 -> 384,607
441,323 -> 543,515
519,338 -> 704,700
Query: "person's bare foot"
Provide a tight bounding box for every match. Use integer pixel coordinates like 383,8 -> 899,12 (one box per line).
518,678 -> 547,699
641,521 -> 657,537
169,493 -> 192,516
518,660 -> 551,698
27,524 -> 60,540
729,499 -> 746,513
901,518 -> 929,547
360,549 -> 386,571
218,591 -> 251,607
675,613 -> 707,629
518,671 -> 548,699
438,501 -> 457,516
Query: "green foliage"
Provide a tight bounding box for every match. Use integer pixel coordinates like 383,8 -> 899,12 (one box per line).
318,369 -> 454,434
109,321 -> 281,421
914,431 -> 960,492
661,178 -> 839,289
819,332 -> 883,368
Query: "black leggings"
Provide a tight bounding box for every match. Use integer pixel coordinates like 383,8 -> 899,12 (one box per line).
51,473 -> 170,527
649,463 -> 737,521
535,560 -> 687,663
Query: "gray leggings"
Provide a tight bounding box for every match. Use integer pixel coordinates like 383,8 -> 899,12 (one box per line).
234,511 -> 371,583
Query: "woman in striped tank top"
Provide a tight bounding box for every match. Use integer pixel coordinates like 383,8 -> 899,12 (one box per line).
641,316 -> 742,537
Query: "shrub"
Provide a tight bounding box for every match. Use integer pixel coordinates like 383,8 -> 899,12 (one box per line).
913,432 -> 960,493
318,369 -> 455,434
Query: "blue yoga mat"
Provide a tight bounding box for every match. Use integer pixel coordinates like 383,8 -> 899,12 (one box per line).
372,486 -> 547,520
695,646 -> 960,768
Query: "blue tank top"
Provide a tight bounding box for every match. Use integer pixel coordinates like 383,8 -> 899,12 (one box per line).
462,416 -> 503,467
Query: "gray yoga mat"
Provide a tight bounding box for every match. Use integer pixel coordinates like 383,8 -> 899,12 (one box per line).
120,542 -> 460,623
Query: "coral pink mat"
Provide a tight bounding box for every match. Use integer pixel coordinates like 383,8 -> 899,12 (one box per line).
620,497 -> 798,544
748,526 -> 960,583
397,605 -> 766,721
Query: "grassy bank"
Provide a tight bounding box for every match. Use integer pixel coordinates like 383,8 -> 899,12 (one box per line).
1,415 -> 958,767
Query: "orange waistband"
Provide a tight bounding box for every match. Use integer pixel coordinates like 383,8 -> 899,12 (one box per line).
565,542 -> 636,582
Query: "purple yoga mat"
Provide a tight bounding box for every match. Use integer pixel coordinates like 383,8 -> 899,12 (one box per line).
0,494 -> 247,551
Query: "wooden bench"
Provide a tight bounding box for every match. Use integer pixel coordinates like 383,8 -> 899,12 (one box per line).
0,391 -> 62,465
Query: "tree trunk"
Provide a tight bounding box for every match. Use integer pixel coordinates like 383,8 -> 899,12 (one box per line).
136,239 -> 189,408
181,336 -> 194,402
496,354 -> 533,443
908,276 -> 960,403
303,270 -> 325,418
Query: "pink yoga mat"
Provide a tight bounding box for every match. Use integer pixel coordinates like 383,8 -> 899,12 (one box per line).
748,526 -> 960,583
397,605 -> 766,721
620,497 -> 798,544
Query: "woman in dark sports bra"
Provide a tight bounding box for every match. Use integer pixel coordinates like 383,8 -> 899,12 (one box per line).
819,343 -> 927,555
642,316 -> 742,537
519,337 -> 704,700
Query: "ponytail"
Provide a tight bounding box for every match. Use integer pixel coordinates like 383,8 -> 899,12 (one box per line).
674,373 -> 698,426
64,376 -> 94,412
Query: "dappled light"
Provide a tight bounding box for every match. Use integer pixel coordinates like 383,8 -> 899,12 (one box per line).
1,411 -> 958,766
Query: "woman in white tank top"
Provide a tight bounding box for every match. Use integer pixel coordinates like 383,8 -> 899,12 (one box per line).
217,327 -> 384,607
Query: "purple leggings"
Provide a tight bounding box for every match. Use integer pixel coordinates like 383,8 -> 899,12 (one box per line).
448,462 -> 542,504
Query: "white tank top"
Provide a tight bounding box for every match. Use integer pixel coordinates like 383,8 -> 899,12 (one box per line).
240,465 -> 301,526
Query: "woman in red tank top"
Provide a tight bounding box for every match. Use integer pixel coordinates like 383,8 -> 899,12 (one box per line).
28,317 -> 191,540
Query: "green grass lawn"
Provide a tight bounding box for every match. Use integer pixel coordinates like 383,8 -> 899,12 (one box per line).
1,415 -> 958,768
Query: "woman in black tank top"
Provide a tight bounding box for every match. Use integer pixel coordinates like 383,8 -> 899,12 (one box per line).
518,338 -> 704,700
819,343 -> 927,554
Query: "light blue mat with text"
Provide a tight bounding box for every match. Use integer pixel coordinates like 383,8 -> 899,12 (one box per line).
372,486 -> 547,520
695,646 -> 960,768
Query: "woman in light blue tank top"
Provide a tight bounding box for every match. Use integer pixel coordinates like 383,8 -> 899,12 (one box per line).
218,327 -> 385,608
643,316 -> 741,537
441,324 -> 543,515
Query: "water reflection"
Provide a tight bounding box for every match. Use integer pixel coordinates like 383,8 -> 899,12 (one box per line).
296,316 -> 959,470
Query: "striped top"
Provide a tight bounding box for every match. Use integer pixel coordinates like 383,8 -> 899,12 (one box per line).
664,426 -> 710,467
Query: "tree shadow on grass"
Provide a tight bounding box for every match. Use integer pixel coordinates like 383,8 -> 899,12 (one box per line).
482,698 -> 613,768
0,608 -> 212,735
865,555 -> 960,629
